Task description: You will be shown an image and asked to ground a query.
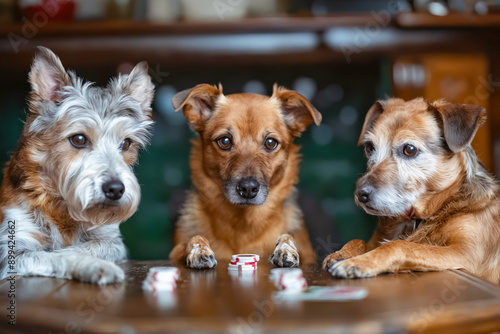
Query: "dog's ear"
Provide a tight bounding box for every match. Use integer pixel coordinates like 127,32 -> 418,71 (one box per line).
358,101 -> 385,146
29,46 -> 71,103
172,84 -> 223,131
272,84 -> 322,136
432,100 -> 486,153
120,61 -> 155,115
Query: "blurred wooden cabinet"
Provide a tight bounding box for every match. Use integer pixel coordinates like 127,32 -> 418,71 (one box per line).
393,54 -> 493,171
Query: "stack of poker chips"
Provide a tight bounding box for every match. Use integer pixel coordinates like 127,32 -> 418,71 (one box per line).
270,268 -> 307,292
228,254 -> 260,271
142,266 -> 180,292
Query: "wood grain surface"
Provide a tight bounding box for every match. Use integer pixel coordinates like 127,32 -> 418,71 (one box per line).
1,261 -> 500,333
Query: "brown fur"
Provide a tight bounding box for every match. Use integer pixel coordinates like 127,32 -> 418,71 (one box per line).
324,98 -> 500,283
169,84 -> 321,268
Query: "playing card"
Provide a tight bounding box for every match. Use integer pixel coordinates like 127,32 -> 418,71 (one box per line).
273,286 -> 368,301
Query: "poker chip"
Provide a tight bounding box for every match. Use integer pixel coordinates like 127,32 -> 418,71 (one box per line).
231,254 -> 260,263
228,254 -> 259,271
229,260 -> 258,266
270,268 -> 307,292
142,266 -> 179,292
148,267 -> 180,280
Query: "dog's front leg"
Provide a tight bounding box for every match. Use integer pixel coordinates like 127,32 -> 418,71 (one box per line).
12,251 -> 125,284
44,224 -> 127,284
0,223 -> 126,284
269,234 -> 300,267
323,226 -> 389,271
322,239 -> 367,270
184,235 -> 217,269
63,224 -> 128,262
328,240 -> 468,278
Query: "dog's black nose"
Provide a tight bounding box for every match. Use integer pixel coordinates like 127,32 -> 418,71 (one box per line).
102,180 -> 125,200
356,188 -> 371,204
236,178 -> 260,199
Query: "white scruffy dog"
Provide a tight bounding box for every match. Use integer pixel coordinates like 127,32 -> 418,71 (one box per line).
0,47 -> 154,284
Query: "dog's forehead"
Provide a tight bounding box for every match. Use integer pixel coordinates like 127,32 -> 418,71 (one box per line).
62,84 -> 144,121
222,93 -> 280,115
209,93 -> 288,135
371,98 -> 439,143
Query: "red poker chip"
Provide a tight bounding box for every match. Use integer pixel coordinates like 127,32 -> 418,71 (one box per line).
142,279 -> 177,292
229,260 -> 258,266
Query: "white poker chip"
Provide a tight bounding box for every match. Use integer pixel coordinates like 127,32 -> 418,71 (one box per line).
147,267 -> 179,281
276,277 -> 307,291
148,266 -> 179,277
228,263 -> 257,268
142,279 -> 176,291
228,254 -> 259,271
269,268 -> 303,280
231,254 -> 260,262
229,260 -> 258,266
143,266 -> 179,291
270,268 -> 307,291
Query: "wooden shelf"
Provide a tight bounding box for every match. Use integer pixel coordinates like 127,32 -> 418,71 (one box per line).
2,12 -> 500,38
0,14 -> 378,37
2,13 -> 500,73
396,12 -> 500,28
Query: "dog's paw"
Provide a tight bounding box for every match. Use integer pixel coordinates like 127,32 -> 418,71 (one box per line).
322,252 -> 344,271
187,243 -> 217,269
269,234 -> 299,267
72,258 -> 125,284
328,257 -> 378,279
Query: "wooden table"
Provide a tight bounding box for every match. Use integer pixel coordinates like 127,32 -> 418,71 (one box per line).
1,261 -> 500,333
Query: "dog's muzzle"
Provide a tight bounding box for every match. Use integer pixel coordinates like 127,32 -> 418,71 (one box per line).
355,186 -> 373,204
224,177 -> 268,206
354,183 -> 379,214
102,179 -> 125,201
236,177 -> 260,199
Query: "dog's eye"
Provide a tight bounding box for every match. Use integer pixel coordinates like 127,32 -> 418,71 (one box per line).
120,138 -> 132,151
264,138 -> 279,151
403,144 -> 418,157
69,134 -> 87,148
216,137 -> 232,150
364,142 -> 375,156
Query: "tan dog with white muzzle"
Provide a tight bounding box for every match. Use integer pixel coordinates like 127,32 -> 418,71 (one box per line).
323,98 -> 500,284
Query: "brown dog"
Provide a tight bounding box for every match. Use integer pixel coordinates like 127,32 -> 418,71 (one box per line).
323,97 -> 500,283
169,84 -> 321,268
